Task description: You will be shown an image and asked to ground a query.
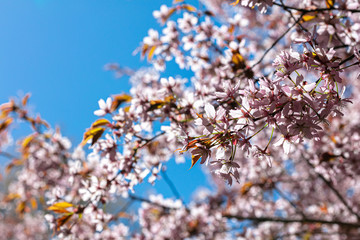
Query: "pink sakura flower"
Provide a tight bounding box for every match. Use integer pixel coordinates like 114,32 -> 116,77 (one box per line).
229,98 -> 254,131
254,147 -> 273,167
195,103 -> 225,134
211,159 -> 240,185
291,31 -> 312,44
153,5 -> 172,24
160,21 -> 178,44
274,134 -> 300,155
240,0 -> 273,13
215,81 -> 241,100
191,146 -> 211,166
288,117 -> 322,140
143,29 -> 160,46
182,35 -> 196,51
208,147 -> 241,185
274,136 -> 293,155
79,176 -> 107,202
273,50 -> 303,78
178,12 -> 198,33
94,97 -> 112,116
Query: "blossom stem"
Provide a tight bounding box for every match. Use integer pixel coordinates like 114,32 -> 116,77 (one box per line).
264,127 -> 275,151
248,123 -> 268,140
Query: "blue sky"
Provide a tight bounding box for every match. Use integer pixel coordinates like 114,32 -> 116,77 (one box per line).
0,0 -> 211,203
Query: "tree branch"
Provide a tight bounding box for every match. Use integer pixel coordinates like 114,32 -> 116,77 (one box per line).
0,151 -> 18,160
273,2 -> 360,13
274,185 -> 307,219
251,13 -> 305,68
129,193 -> 181,210
161,168 -> 184,203
304,157 -> 360,221
224,214 -> 360,228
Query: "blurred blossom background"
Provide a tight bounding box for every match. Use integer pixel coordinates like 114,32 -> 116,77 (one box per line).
0,0 -> 210,203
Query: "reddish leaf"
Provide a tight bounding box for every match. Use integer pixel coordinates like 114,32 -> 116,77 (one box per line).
56,214 -> 73,231
22,93 -> 31,106
0,118 -> 13,132
190,154 -> 201,169
141,44 -> 149,59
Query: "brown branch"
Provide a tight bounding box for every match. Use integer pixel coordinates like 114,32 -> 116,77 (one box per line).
273,2 -> 360,13
161,168 -> 183,202
129,194 -> 181,210
274,185 -> 307,219
339,51 -> 360,66
275,230 -> 357,239
136,131 -> 166,146
304,157 -> 360,221
251,13 -> 305,68
110,131 -> 166,181
0,151 -> 18,160
279,0 -> 309,34
224,214 -> 360,228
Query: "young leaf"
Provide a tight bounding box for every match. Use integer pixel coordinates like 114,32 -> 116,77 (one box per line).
182,4 -> 197,12
240,181 -> 253,195
302,14 -> 317,22
111,94 -> 132,111
231,52 -> 246,70
4,192 -> 21,202
91,119 -> 110,129
163,8 -> 176,23
16,201 -> 27,214
149,100 -> 166,111
47,201 -> 73,214
230,0 -> 240,6
21,93 -> 31,106
0,117 -> 13,132
81,127 -> 105,146
141,44 -> 149,59
325,0 -> 334,8
50,201 -> 74,208
30,198 -> 38,209
22,134 -> 36,149
147,45 -> 157,61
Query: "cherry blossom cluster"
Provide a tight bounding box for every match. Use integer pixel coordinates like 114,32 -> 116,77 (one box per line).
135,195 -> 227,239
1,0 -> 360,239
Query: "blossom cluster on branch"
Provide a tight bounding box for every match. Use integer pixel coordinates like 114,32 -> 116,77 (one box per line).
1,0 -> 360,239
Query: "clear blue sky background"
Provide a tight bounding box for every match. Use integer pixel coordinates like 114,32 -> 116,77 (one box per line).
0,0 -> 211,203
